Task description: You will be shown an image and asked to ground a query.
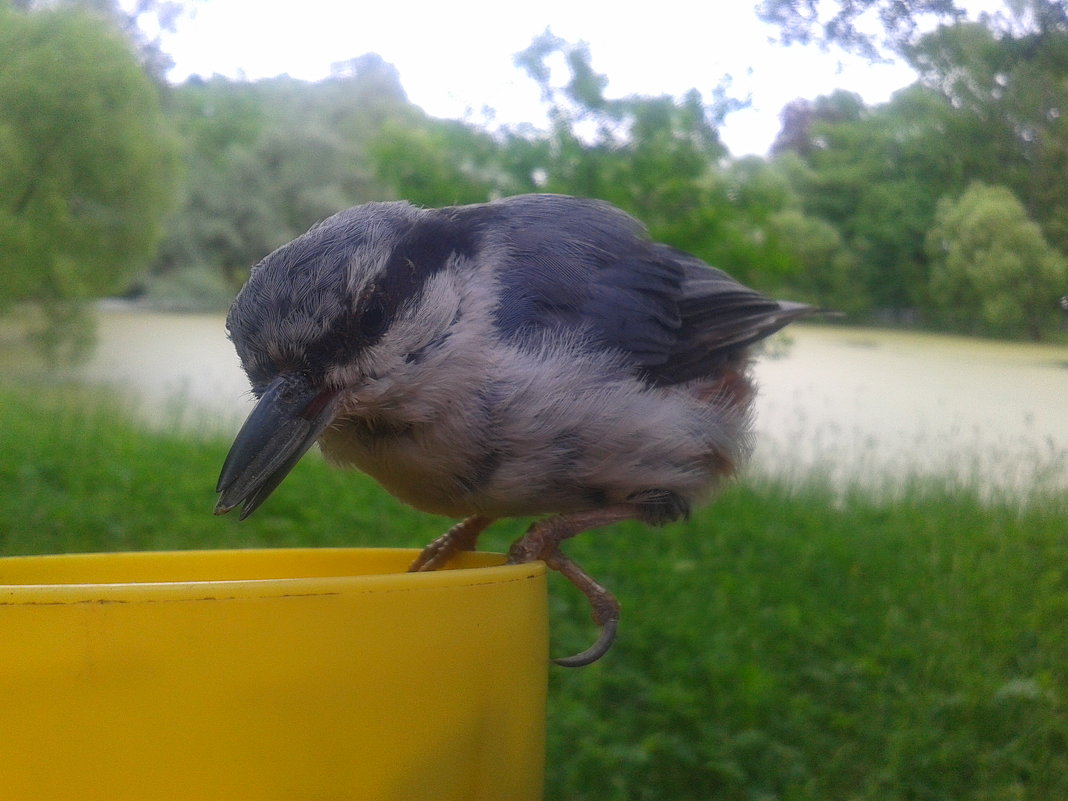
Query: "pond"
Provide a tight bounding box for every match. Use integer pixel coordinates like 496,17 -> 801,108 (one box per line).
81,305 -> 1068,496
751,326 -> 1068,495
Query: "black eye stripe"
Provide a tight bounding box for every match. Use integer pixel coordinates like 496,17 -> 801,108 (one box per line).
230,205 -> 492,388
371,212 -> 479,319
300,210 -> 483,373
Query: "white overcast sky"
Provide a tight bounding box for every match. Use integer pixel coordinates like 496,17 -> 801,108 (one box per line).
151,0 -> 1005,157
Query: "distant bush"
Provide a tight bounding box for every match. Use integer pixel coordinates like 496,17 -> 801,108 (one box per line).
926,183 -> 1068,341
138,265 -> 235,312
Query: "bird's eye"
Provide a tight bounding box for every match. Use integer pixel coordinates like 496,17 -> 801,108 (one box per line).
360,298 -> 388,340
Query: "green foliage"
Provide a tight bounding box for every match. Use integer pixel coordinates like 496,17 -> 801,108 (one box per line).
771,1 -> 1068,331
136,15 -> 1068,337
505,32 -> 859,302
14,0 -> 186,81
153,66 -> 398,288
369,118 -> 510,208
2,380 -> 1066,800
770,91 -> 866,158
758,0 -> 964,58
150,54 -> 522,293
141,35 -> 856,318
779,86 -> 976,312
548,479 -> 1068,800
511,33 -> 730,233
0,4 -> 180,362
766,208 -> 866,312
926,182 -> 1068,340
21,4 -> 1049,340
909,13 -> 1068,256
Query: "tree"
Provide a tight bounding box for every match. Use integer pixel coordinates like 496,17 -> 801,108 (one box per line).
925,182 -> 1067,340
778,86 -> 968,312
767,206 -> 866,313
370,117 -> 510,208
506,32 -> 856,303
156,58 -> 508,295
0,5 -> 180,361
770,90 -> 866,157
758,0 -> 963,59
769,1 -> 1068,326
508,33 -> 737,264
908,10 -> 1068,254
13,0 -> 190,82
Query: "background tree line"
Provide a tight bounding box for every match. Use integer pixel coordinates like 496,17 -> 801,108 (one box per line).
3,0 -> 1068,362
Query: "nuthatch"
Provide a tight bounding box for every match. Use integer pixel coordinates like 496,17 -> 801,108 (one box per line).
215,194 -> 815,666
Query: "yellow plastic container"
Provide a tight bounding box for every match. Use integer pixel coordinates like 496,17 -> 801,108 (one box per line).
0,548 -> 548,800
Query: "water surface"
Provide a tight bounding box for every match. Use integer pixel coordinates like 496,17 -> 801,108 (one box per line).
82,307 -> 1068,495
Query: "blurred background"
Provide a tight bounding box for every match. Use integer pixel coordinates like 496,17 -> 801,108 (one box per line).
2,1 -> 1067,799
3,0 -> 1067,488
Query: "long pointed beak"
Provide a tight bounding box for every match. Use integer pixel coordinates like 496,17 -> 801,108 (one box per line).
215,375 -> 342,519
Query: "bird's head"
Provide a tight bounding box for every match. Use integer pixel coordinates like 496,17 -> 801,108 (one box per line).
214,200 -> 482,518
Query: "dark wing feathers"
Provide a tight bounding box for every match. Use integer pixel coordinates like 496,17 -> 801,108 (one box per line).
578,258 -> 682,360
484,196 -> 683,365
482,195 -> 815,387
657,277 -> 814,385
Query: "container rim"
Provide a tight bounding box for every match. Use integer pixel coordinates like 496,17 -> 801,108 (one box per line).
0,548 -> 544,603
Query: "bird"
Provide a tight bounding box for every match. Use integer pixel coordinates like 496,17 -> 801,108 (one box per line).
214,193 -> 816,666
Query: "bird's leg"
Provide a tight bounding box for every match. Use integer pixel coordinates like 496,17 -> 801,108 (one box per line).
507,506 -> 636,667
408,515 -> 495,572
540,547 -> 621,667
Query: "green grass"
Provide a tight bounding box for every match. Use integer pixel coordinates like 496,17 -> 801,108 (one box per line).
1,381 -> 1066,800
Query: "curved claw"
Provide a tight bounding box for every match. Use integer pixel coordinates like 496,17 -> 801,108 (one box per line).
548,565 -> 621,667
508,513 -> 630,667
553,616 -> 619,668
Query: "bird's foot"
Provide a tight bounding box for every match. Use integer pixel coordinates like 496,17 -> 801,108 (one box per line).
507,507 -> 634,667
409,515 -> 494,572
542,546 -> 621,667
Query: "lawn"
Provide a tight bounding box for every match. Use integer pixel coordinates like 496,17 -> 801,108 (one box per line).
1,380 -> 1065,800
